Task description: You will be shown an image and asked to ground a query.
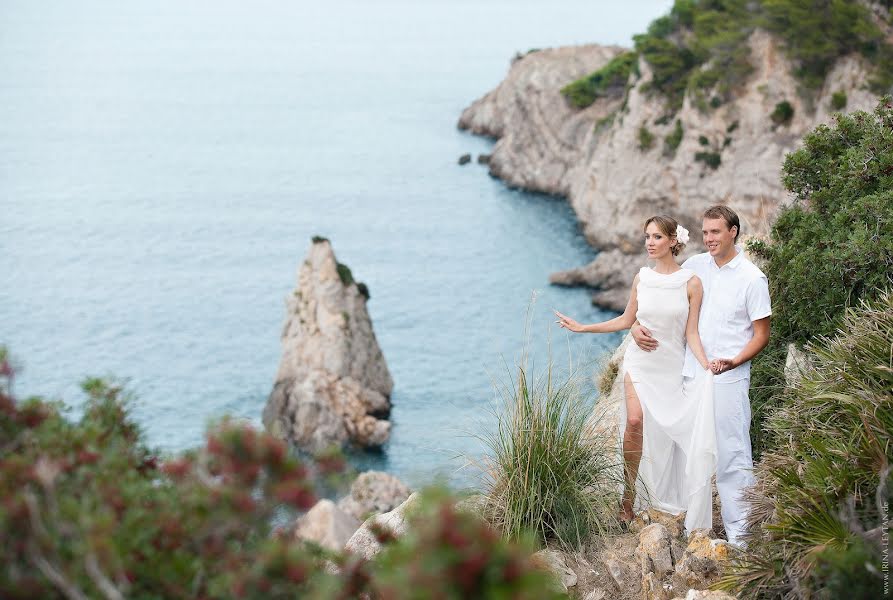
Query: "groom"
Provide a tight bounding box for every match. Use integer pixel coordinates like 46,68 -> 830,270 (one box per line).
632,205 -> 771,547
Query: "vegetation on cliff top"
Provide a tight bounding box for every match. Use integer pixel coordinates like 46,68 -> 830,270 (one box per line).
560,51 -> 638,109
563,0 -> 893,114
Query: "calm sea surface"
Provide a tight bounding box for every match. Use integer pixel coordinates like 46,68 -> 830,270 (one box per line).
1,0 -> 670,487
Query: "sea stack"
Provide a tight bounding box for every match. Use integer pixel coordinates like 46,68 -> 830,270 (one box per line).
263,237 -> 393,452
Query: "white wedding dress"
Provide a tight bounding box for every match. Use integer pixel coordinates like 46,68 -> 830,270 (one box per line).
620,267 -> 717,533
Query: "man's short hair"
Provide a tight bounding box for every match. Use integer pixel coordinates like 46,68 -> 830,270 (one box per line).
703,205 -> 740,241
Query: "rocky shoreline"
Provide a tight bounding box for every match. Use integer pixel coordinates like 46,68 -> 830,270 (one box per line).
459,32 -> 878,310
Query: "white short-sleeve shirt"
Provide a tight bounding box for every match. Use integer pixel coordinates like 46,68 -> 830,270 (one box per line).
682,247 -> 772,383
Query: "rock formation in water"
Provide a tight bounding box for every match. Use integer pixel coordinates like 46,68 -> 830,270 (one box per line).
263,238 -> 393,451
459,32 -> 879,310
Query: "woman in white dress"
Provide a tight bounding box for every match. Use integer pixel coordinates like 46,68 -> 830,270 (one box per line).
554,215 -> 717,533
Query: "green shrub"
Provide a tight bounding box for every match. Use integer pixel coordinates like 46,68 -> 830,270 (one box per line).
726,119 -> 739,133
761,0 -> 888,90
357,281 -> 370,300
626,0 -> 893,114
664,119 -> 684,156
638,125 -> 656,150
830,90 -> 847,110
561,51 -> 638,109
747,96 -> 893,458
336,262 -> 354,286
311,235 -> 329,244
723,292 -> 893,599
479,357 -> 621,548
698,134 -> 709,146
770,100 -> 794,125
694,150 -> 721,169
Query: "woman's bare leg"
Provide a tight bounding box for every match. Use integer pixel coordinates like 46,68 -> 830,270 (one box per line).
621,372 -> 644,522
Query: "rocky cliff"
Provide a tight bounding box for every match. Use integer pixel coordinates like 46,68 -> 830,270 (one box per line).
459,30 -> 878,310
263,238 -> 393,451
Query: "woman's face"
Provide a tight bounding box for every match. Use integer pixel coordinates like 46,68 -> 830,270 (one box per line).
644,222 -> 674,259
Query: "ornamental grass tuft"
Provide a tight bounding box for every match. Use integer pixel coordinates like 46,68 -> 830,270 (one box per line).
478,350 -> 622,549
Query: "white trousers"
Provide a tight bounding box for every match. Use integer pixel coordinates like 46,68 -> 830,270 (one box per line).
684,376 -> 756,545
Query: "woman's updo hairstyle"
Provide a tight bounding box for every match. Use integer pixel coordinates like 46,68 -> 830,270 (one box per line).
643,215 -> 685,256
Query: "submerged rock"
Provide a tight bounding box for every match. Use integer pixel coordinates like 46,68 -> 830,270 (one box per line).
263,238 -> 393,451
458,153 -> 472,165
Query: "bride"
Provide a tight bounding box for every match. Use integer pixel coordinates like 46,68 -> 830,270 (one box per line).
554,215 -> 717,533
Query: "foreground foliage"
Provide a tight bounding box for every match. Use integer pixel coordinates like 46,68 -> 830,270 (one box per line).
723,291 -> 893,599
747,96 -> 893,456
0,350 -> 565,599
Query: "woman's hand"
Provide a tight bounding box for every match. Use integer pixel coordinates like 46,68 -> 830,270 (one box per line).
554,310 -> 585,333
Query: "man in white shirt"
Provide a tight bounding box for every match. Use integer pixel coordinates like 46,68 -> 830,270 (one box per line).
632,205 -> 771,547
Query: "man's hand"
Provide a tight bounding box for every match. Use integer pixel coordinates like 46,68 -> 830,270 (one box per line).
710,358 -> 736,374
631,324 -> 658,352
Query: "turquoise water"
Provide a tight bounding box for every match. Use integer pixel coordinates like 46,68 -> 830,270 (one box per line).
1,0 -> 670,487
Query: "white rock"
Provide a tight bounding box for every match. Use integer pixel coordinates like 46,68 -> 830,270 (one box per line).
263,239 -> 393,451
293,499 -> 361,552
344,492 -> 420,560
532,549 -> 578,591
337,471 -> 412,521
636,523 -> 676,579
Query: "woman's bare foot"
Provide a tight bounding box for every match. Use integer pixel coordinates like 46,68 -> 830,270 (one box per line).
619,498 -> 635,523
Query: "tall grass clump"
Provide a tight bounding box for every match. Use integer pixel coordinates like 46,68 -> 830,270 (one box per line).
721,291 -> 893,599
479,353 -> 622,549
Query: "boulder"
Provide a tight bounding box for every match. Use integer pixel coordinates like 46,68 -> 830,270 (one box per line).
344,492 -> 420,559
784,342 -> 812,387
671,529 -> 730,591
337,471 -> 411,521
636,523 -> 677,579
263,239 -> 393,451
293,499 -> 360,552
531,549 -> 577,592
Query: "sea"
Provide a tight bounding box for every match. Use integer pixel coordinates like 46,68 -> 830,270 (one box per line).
1,0 -> 671,488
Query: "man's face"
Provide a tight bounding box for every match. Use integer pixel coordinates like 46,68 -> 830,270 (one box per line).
702,217 -> 737,257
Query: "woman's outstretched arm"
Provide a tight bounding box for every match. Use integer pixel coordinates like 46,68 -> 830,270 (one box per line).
554,274 -> 639,334
685,276 -> 710,369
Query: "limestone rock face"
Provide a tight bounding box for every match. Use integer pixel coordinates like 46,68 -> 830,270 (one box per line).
293,499 -> 361,552
263,239 -> 393,451
337,471 -> 411,521
460,31 -> 879,309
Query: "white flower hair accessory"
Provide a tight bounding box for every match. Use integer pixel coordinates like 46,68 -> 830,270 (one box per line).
675,224 -> 690,245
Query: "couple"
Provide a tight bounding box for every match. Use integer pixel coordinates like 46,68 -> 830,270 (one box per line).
555,206 -> 771,546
